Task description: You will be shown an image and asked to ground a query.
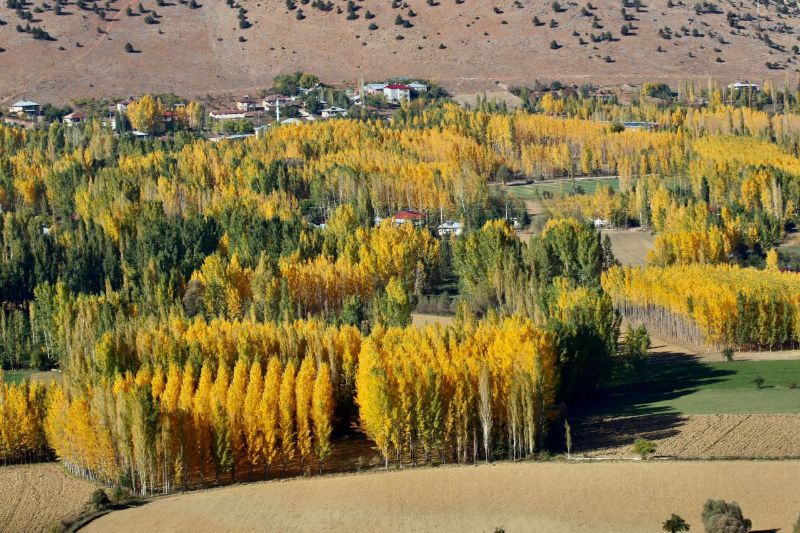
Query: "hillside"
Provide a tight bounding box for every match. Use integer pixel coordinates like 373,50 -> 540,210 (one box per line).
0,0 -> 798,104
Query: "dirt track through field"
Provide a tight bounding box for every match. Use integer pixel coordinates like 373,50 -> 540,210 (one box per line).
0,463 -> 94,532
84,460 -> 800,532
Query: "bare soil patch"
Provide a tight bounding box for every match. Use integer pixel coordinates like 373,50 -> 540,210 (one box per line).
0,463 -> 95,532
84,460 -> 800,532
600,228 -> 655,268
575,413 -> 800,460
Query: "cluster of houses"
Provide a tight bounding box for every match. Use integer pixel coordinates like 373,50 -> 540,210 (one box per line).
317,210 -> 463,237
362,80 -> 428,103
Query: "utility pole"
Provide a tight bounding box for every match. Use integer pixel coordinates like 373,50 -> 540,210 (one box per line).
276,94 -> 280,123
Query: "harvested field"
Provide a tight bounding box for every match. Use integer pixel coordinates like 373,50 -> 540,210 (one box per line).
0,463 -> 95,533
575,414 -> 800,459
411,314 -> 455,327
85,460 -> 800,533
600,228 -> 655,268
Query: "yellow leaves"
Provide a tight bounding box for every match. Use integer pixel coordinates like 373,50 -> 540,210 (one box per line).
766,249 -> 780,271
603,264 -> 800,347
127,95 -> 165,135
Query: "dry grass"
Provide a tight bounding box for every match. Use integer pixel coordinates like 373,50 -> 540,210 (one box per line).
1,0 -> 797,104
0,463 -> 95,532
601,228 -> 655,268
411,313 -> 455,327
84,460 -> 800,532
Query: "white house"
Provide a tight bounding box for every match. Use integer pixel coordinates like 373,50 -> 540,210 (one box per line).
63,111 -> 87,126
409,82 -> 428,92
9,100 -> 40,115
321,106 -> 348,119
727,82 -> 759,91
209,110 -> 247,120
280,118 -> 303,126
363,83 -> 388,95
593,218 -> 612,229
116,100 -> 133,113
437,220 -> 463,236
383,84 -> 411,103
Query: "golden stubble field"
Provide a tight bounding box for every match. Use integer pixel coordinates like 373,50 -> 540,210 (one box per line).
0,463 -> 94,533
84,460 -> 800,533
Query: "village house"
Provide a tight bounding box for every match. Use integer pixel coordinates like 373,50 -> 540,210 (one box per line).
262,95 -> 292,109
116,100 -> 133,114
209,110 -> 247,120
437,220 -> 463,236
409,82 -> 428,92
8,99 -> 41,116
384,84 -> 411,103
392,210 -> 426,227
363,83 -> 388,96
62,111 -> 87,126
321,106 -> 348,119
727,82 -> 759,92
237,96 -> 256,111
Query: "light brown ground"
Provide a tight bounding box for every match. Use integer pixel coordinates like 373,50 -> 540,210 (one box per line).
1,0 -> 798,104
84,460 -> 800,533
576,413 -> 800,460
0,463 -> 95,533
452,91 -> 524,110
411,313 -> 455,327
648,334 -> 800,363
600,228 -> 655,268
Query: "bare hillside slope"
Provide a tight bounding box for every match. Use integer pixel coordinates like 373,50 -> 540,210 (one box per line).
1,0 -> 798,103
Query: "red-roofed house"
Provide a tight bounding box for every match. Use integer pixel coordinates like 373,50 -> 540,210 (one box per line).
63,111 -> 86,126
163,111 -> 178,122
383,84 -> 411,103
392,210 -> 426,227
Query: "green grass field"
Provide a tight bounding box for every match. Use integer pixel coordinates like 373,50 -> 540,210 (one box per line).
588,360 -> 800,416
3,370 -> 34,386
506,178 -> 620,200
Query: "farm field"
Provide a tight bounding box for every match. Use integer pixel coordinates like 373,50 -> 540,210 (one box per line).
0,463 -> 94,533
84,461 -> 800,533
588,359 -> 800,417
575,414 -> 800,459
600,229 -> 655,267
3,370 -> 63,386
506,177 -> 620,200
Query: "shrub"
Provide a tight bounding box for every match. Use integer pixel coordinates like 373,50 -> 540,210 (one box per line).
632,437 -> 656,458
125,42 -> 134,52
110,484 -> 128,504
90,489 -> 110,510
793,512 -> 800,533
701,499 -> 751,533
751,375 -> 765,389
662,514 -> 690,533
722,347 -> 734,362
549,40 -> 559,49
